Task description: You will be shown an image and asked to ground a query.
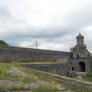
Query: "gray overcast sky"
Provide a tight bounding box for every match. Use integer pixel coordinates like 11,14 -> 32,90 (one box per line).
0,0 -> 92,52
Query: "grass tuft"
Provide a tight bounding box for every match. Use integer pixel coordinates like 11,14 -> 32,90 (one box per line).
32,86 -> 59,92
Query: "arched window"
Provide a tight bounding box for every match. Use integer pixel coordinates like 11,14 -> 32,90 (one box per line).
77,54 -> 79,59
72,67 -> 74,71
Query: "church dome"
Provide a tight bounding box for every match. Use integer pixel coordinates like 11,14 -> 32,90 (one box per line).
76,33 -> 84,38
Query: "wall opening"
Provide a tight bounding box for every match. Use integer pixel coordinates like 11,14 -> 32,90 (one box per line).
77,54 -> 79,59
72,67 -> 74,71
79,62 -> 85,72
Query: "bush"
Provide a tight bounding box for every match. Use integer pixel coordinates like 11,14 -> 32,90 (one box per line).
0,40 -> 9,46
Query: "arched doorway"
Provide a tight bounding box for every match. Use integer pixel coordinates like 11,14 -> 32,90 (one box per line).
79,62 -> 86,72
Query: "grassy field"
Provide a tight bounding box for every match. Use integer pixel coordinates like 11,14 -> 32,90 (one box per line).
0,62 -> 58,83
0,62 -> 60,91
0,85 -> 59,92
0,62 -> 91,92
32,86 -> 59,92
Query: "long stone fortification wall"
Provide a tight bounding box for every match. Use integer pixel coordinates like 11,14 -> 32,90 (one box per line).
0,45 -> 70,62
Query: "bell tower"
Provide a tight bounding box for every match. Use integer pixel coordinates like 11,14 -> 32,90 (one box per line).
71,33 -> 90,59
76,33 -> 84,45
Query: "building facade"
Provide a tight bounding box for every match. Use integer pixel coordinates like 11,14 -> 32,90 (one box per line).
67,33 -> 92,75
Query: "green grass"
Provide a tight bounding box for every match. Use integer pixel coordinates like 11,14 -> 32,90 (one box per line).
0,63 -> 12,78
0,63 -> 35,83
10,75 -> 36,83
0,85 -> 31,91
0,62 -> 58,84
32,86 -> 59,92
9,85 -> 31,90
0,63 -> 11,73
63,83 -> 91,92
0,85 -> 59,92
12,62 -> 59,83
82,72 -> 92,82
0,62 -> 91,92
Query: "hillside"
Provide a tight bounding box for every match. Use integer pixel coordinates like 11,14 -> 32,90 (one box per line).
0,62 -> 91,92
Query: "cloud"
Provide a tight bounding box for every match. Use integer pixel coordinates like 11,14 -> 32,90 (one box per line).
80,25 -> 92,52
0,0 -> 92,51
19,40 -> 69,51
19,34 -> 75,51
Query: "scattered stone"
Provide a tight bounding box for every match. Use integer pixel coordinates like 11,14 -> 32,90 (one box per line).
0,79 -> 27,87
7,67 -> 30,77
76,75 -> 83,80
34,76 -> 38,79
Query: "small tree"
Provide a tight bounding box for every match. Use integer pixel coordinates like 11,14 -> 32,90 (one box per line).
0,40 -> 9,46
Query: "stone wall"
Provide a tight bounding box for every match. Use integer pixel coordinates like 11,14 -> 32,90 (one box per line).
0,45 -> 70,63
22,63 -> 67,76
0,45 -> 70,76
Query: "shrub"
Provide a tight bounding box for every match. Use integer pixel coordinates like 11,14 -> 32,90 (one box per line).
0,40 -> 9,46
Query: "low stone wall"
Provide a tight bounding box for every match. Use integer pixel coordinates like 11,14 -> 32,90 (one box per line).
25,68 -> 92,90
22,64 -> 67,76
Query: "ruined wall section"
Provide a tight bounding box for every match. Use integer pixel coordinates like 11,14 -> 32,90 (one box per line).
0,45 -> 70,63
22,63 -> 67,76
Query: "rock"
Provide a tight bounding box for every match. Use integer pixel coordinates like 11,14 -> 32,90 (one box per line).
7,67 -> 30,77
76,76 -> 83,80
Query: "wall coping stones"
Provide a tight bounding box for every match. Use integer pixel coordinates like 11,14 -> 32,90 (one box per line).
0,45 -> 70,55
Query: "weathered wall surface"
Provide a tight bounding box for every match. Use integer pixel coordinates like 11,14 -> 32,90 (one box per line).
22,63 -> 67,76
0,45 -> 70,63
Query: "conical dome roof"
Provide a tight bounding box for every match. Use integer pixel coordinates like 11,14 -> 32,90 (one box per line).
76,33 -> 84,38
